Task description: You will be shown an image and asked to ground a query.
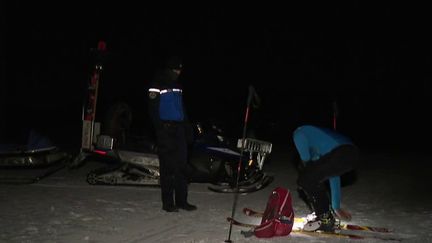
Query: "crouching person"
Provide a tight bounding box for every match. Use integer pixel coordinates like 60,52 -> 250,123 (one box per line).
293,125 -> 359,232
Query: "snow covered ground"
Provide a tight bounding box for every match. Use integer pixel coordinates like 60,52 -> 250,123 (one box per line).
1,145 -> 431,243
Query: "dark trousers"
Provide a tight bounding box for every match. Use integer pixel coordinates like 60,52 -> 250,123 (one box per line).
297,145 -> 359,216
156,123 -> 189,207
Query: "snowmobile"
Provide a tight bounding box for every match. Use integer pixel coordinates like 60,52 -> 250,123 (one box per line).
76,120 -> 274,193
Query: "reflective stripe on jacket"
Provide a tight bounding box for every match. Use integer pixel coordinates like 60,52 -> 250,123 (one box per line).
149,88 -> 184,121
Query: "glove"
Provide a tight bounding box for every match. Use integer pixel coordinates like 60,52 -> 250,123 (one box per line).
334,208 -> 352,221
184,122 -> 195,145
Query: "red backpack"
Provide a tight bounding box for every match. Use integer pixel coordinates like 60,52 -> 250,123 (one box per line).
254,187 -> 294,238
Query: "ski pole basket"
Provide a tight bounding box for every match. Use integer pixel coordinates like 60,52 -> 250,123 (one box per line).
237,138 -> 272,170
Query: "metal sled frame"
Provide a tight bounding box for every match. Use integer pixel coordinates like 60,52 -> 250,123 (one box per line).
237,138 -> 272,170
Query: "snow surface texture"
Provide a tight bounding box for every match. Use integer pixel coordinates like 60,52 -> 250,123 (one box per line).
1,146 -> 430,243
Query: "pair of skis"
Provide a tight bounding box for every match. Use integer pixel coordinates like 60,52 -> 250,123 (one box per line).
227,207 -> 403,241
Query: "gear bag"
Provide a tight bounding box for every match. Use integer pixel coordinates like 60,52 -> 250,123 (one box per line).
254,187 -> 294,238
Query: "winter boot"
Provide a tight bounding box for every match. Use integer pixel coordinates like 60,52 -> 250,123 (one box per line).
303,211 -> 335,232
176,202 -> 197,211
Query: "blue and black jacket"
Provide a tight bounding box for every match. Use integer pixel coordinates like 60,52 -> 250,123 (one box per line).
148,69 -> 187,129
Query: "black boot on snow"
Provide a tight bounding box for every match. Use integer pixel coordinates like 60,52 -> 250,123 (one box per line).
176,202 -> 197,211
303,212 -> 335,232
162,204 -> 179,212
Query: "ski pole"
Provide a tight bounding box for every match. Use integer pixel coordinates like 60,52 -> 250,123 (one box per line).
333,100 -> 338,130
225,85 -> 256,243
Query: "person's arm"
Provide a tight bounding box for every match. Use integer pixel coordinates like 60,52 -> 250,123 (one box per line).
148,85 -> 162,129
329,176 -> 341,210
181,90 -> 194,144
329,176 -> 352,221
293,131 -> 311,162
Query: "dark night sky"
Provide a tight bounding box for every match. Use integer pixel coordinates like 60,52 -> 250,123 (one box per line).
1,2 -> 431,150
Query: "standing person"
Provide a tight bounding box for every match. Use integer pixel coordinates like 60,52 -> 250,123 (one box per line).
293,125 -> 359,232
148,56 -> 197,212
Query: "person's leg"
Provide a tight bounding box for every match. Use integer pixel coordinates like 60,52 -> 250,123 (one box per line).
174,126 -> 197,210
297,145 -> 358,231
297,171 -> 330,216
157,128 -> 178,212
298,164 -> 334,232
298,145 -> 358,212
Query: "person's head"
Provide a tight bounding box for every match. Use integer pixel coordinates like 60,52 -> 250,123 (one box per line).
165,56 -> 183,69
165,56 -> 183,75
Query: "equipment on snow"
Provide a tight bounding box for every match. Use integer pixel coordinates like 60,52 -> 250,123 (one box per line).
0,129 -> 71,184
225,85 -> 263,243
70,47 -> 273,195
228,216 -> 402,241
243,208 -> 391,233
229,206 -> 401,241
253,187 -> 294,238
73,116 -> 273,191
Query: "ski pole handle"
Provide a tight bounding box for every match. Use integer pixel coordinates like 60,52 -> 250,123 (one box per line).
332,101 -> 338,130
